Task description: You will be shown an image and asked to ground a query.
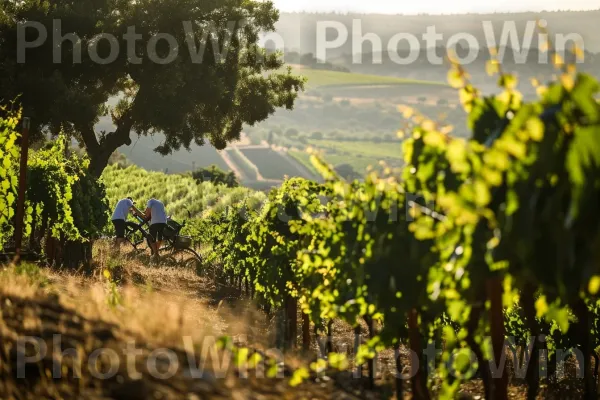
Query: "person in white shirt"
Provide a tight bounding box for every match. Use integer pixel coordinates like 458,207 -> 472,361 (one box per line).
111,197 -> 144,250
144,198 -> 168,257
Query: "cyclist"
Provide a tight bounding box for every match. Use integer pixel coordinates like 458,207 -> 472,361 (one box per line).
144,198 -> 168,257
111,197 -> 144,250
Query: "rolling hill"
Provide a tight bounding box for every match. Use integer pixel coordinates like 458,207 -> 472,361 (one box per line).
93,66 -> 446,181
273,10 -> 600,57
287,65 -> 446,89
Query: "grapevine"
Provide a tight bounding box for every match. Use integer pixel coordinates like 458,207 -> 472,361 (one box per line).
191,45 -> 600,399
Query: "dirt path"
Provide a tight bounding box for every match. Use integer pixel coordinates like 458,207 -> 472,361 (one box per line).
219,148 -> 246,181
234,147 -> 265,181
234,143 -> 270,149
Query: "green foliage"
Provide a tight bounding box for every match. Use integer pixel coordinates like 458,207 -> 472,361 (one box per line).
0,103 -> 25,250
0,102 -> 108,254
27,134 -> 109,243
1,0 -> 306,176
101,163 -> 265,237
332,163 -> 360,181
247,177 -> 325,307
71,168 -> 110,239
194,54 -> 600,397
310,131 -> 323,140
192,164 -> 239,188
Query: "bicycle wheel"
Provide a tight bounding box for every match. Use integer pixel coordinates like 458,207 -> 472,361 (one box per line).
124,222 -> 152,253
164,247 -> 204,276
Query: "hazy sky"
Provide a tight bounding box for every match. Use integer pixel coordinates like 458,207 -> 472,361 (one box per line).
272,0 -> 598,14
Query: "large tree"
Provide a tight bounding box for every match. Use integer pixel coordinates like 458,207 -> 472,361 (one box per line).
0,0 -> 305,176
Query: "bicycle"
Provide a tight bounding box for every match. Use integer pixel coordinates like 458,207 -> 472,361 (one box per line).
123,215 -> 153,252
123,213 -> 205,275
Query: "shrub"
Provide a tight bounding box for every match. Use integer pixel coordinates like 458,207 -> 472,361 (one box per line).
285,128 -> 299,138
192,165 -> 239,188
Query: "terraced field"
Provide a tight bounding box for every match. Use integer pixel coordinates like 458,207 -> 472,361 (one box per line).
239,148 -> 313,181
225,148 -> 260,180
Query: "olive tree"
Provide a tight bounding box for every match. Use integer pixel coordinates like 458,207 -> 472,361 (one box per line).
0,0 -> 305,176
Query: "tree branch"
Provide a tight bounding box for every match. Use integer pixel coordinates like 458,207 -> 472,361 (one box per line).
79,124 -> 101,155
100,112 -> 134,153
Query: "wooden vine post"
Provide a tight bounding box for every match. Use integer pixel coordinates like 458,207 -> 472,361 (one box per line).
486,276 -> 508,400
284,294 -> 298,349
395,335 -> 404,400
13,117 -> 30,260
365,315 -> 376,389
408,308 -> 430,400
353,325 -> 363,378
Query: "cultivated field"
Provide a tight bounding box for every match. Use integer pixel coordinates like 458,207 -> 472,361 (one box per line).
239,148 -> 314,181
101,164 -> 264,223
307,140 -> 404,160
288,65 -> 445,89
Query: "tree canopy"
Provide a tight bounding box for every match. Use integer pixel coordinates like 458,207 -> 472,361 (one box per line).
0,0 -> 305,176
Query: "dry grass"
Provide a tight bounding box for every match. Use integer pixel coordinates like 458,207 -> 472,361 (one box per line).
0,242 -> 369,399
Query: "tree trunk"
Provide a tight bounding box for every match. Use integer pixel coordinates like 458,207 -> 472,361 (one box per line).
284,295 -> 297,350
28,208 -> 37,251
326,319 -> 334,353
44,221 -> 58,266
82,116 -> 135,178
465,303 -> 491,399
89,145 -> 124,177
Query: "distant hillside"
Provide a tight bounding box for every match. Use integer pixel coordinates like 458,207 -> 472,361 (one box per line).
94,116 -> 230,174
92,66 -> 449,177
329,47 -> 600,84
122,134 -> 230,173
273,10 -> 600,56
285,65 -> 446,89
89,8 -> 600,180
